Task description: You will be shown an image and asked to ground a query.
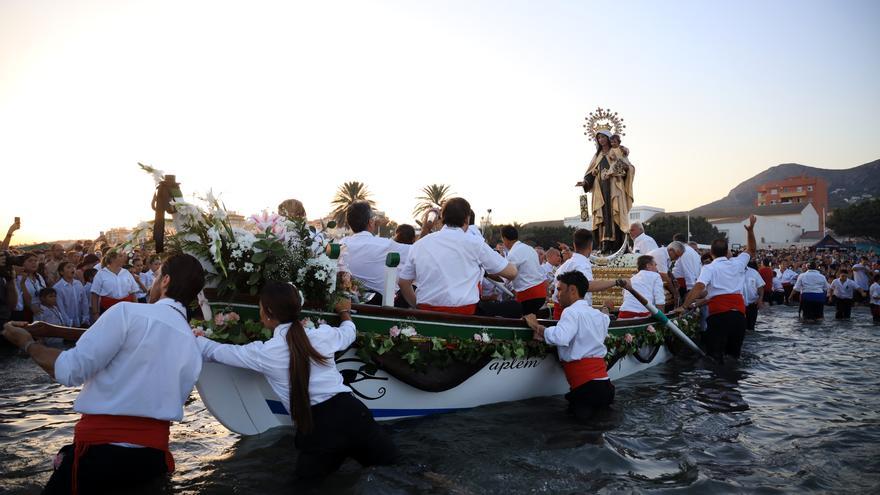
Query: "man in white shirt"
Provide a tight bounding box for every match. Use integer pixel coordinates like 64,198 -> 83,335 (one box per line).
680,215 -> 757,361
780,263 -> 799,304
852,257 -> 871,302
54,261 -> 90,327
829,269 -> 863,320
618,255 -> 665,318
647,245 -> 676,308
524,270 -> 616,421
869,274 -> 880,324
742,261 -> 766,332
89,251 -> 139,320
542,248 -> 562,281
668,241 -> 702,301
550,229 -> 619,320
792,262 -> 832,321
629,222 -> 658,254
339,201 -> 407,306
501,226 -> 548,315
140,256 -> 162,292
398,198 -> 517,315
2,254 -> 206,494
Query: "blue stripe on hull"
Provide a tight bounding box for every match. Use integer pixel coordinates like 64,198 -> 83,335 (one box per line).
266,399 -> 460,419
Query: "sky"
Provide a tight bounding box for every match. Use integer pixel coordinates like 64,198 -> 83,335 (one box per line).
1,0 -> 878,245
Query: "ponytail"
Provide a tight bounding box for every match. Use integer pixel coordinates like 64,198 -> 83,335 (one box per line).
260,281 -> 328,434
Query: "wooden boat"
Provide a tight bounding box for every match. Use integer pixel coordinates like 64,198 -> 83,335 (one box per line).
195,296 -> 694,435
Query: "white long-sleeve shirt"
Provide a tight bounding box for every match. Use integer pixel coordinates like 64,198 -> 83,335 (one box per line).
793,270 -> 831,294
339,231 -> 408,297
633,233 -> 659,254
619,270 -> 665,314
54,298 -> 202,421
543,299 -> 609,367
741,267 -> 766,305
53,277 -> 90,326
197,320 -> 356,412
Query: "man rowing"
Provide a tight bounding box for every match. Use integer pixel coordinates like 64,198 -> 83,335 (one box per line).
500,225 -> 548,315
549,229 -> 620,320
2,254 -> 205,494
679,215 -> 757,362
398,197 -> 517,315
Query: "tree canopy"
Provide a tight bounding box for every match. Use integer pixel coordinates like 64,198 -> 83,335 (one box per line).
413,184 -> 453,220
330,181 -> 374,228
827,199 -> 880,243
644,215 -> 722,245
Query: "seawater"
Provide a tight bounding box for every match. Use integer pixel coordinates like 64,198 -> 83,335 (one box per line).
2,305 -> 879,494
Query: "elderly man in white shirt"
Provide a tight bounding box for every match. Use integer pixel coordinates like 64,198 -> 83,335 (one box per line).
2,254 -> 206,494
339,201 -> 408,306
399,198 -> 517,315
629,222 -> 659,254
668,241 -> 702,300
792,262 -> 832,321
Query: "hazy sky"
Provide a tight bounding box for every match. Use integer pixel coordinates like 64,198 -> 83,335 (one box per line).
2,0 -> 878,244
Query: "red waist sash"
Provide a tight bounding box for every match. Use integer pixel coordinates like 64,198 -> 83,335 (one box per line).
552,304 -> 563,321
617,310 -> 650,319
707,293 -> 746,316
417,303 -> 477,315
72,414 -> 173,494
562,357 -> 608,390
515,281 -> 547,303
676,277 -> 687,289
99,294 -> 135,311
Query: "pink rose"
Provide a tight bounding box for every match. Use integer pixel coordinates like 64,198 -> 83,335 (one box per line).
389,326 -> 401,338
213,314 -> 225,326
473,333 -> 483,342
226,312 -> 240,322
646,325 -> 656,334
624,333 -> 634,344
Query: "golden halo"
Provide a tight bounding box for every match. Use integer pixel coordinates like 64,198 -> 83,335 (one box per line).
583,107 -> 626,142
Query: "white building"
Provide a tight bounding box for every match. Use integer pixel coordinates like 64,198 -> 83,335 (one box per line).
709,203 -> 820,249
563,216 -> 592,230
628,205 -> 665,225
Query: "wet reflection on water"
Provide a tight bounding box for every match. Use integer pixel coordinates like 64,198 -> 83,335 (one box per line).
2,305 -> 879,493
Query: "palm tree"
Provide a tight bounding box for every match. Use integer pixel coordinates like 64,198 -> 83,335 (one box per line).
330,181 -> 375,228
413,184 -> 453,220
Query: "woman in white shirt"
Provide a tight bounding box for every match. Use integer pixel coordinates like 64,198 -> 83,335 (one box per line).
196,282 -> 398,479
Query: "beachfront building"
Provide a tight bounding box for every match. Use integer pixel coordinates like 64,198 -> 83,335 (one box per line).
709,203 -> 820,249
628,205 -> 665,225
755,176 -> 828,214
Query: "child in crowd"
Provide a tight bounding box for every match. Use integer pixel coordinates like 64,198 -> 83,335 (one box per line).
35,288 -> 65,346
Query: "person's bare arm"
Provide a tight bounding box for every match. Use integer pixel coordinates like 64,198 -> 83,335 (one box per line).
1,219 -> 20,251
588,279 -> 618,292
680,282 -> 707,311
398,279 -> 417,308
2,322 -> 62,379
492,263 -> 517,280
745,215 -> 757,259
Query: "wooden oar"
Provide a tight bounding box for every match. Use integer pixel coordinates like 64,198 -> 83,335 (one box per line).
620,284 -> 707,358
24,321 -> 86,342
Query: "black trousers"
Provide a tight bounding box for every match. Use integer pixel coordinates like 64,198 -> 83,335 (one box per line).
565,379 -> 615,422
801,300 -> 825,320
43,443 -> 168,494
704,311 -> 746,361
871,304 -> 880,323
835,298 -> 853,319
770,291 -> 785,305
294,392 -> 398,480
745,303 -> 758,331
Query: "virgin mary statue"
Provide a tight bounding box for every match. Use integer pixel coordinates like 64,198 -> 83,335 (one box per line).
581,129 -> 635,253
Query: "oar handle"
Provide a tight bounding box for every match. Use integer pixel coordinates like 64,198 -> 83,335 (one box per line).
620,283 -> 709,359
26,322 -> 86,341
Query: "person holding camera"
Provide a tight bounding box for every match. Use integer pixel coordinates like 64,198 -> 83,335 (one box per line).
14,253 -> 47,322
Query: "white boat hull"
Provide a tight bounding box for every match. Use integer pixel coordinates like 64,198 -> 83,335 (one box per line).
197,345 -> 672,435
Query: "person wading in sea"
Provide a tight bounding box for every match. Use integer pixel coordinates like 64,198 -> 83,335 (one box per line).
524,270 -> 619,421
2,254 -> 205,494
678,215 -> 757,362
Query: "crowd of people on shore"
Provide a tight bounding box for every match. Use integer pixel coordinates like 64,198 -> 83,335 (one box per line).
2,197 -> 879,493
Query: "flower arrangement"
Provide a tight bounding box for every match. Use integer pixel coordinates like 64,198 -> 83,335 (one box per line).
137,165 -> 349,307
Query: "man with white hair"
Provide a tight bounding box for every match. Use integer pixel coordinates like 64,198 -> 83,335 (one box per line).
629,222 -> 658,254
668,240 -> 702,301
